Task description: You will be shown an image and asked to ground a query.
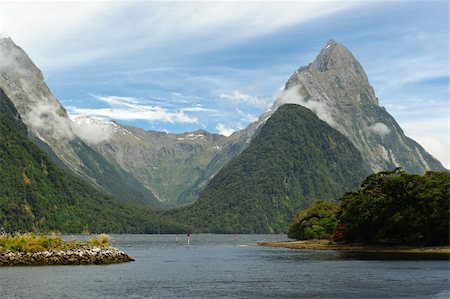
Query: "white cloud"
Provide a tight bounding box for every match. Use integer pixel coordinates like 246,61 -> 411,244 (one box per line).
236,107 -> 258,123
275,86 -> 337,128
216,123 -> 236,137
368,122 -> 390,137
72,116 -> 114,145
220,91 -> 272,109
67,94 -> 198,124
0,1 -> 357,70
25,101 -> 75,141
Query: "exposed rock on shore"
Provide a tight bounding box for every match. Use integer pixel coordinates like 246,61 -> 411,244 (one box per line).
0,247 -> 134,266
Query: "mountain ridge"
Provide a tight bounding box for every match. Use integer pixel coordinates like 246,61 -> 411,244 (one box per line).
0,87 -> 184,233
0,37 -> 162,207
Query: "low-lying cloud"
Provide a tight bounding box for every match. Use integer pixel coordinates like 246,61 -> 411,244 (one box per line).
216,123 -> 236,137
275,86 -> 337,128
71,116 -> 114,145
25,100 -> 75,141
368,122 -> 390,137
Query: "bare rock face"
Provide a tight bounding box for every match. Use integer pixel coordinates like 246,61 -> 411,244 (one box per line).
277,40 -> 444,173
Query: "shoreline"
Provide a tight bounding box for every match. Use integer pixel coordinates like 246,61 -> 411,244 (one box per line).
258,239 -> 450,257
0,247 -> 134,266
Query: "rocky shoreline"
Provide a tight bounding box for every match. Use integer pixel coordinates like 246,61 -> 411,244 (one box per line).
0,247 -> 134,266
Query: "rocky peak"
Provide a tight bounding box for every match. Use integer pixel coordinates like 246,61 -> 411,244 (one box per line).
0,37 -> 70,132
310,40 -> 363,73
280,39 -> 444,173
285,39 -> 378,107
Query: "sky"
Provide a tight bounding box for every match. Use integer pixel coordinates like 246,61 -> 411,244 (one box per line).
0,1 -> 448,168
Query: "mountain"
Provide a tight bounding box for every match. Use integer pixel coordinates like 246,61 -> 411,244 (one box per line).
0,37 -> 161,207
167,104 -> 371,233
279,40 -> 445,173
166,40 -> 445,233
79,117 -> 258,206
0,37 -> 261,207
0,88 -> 184,233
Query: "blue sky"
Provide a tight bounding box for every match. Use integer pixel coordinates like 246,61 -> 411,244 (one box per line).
0,1 -> 448,167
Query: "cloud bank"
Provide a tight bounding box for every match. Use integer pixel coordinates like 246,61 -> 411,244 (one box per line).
67,94 -> 198,124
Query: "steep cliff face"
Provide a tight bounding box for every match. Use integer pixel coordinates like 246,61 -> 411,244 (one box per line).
0,37 -> 160,207
280,40 -> 444,173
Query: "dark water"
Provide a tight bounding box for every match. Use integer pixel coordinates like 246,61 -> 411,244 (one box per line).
0,234 -> 448,298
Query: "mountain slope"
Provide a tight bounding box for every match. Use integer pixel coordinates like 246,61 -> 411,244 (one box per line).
0,88 -> 183,233
0,37 -> 160,207
76,115 -> 258,207
279,40 -> 445,173
167,104 -> 371,233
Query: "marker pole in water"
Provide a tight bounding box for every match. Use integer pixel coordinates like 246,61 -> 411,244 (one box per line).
187,233 -> 190,247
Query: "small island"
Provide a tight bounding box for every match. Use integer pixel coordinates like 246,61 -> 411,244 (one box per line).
0,233 -> 134,266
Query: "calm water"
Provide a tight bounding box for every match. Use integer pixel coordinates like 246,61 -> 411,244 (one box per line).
0,234 -> 448,298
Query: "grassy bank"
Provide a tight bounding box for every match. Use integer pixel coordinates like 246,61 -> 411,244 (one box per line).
0,233 -> 111,253
0,233 -> 135,266
258,239 -> 450,257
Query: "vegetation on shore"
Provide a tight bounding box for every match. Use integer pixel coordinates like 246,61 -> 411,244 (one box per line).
0,232 -> 111,253
0,233 -> 135,266
287,200 -> 339,240
259,239 -> 449,257
288,169 -> 450,246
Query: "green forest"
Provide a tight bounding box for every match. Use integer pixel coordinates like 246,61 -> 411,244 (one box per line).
166,104 -> 370,233
0,88 -> 186,233
289,169 -> 449,246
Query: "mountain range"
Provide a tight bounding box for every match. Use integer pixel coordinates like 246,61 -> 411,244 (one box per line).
0,37 -> 445,233
0,87 -> 184,233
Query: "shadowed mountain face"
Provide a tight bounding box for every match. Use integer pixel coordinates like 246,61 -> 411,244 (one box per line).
280,40 -> 445,173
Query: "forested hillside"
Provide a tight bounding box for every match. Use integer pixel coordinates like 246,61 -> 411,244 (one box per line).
0,88 -> 185,233
167,104 -> 371,233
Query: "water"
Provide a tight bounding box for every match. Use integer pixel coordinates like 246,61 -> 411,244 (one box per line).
0,234 -> 448,298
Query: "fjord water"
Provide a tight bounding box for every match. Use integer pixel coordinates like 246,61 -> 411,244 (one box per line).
0,235 -> 448,298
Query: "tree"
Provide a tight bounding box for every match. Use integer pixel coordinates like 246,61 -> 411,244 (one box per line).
288,200 -> 339,240
334,169 -> 449,245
